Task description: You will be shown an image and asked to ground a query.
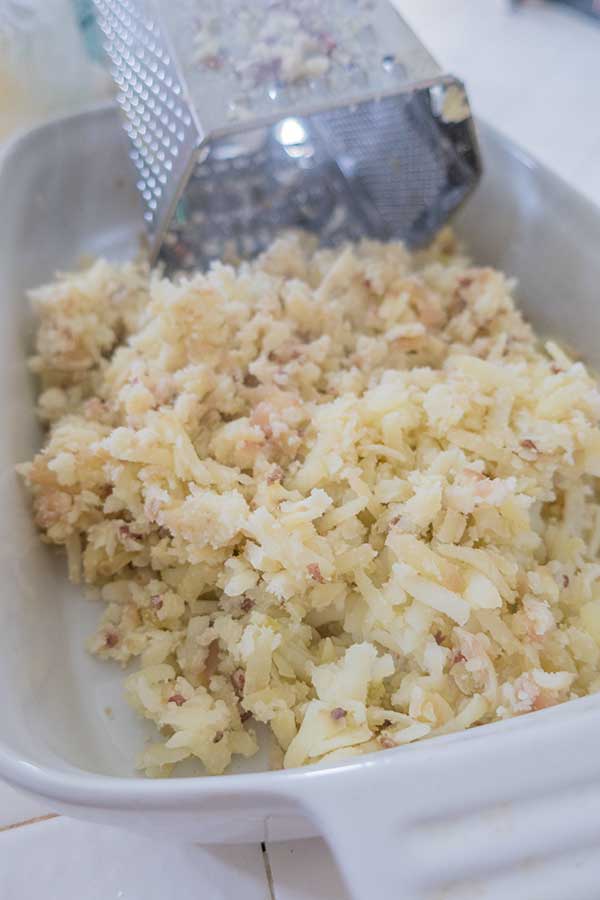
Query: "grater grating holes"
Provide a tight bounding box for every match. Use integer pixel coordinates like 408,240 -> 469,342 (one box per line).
94,0 -> 198,232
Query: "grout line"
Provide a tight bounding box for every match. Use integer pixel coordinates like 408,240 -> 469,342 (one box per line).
0,814 -> 58,834
261,841 -> 276,900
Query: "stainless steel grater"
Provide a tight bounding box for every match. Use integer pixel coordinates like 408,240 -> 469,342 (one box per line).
93,0 -> 481,270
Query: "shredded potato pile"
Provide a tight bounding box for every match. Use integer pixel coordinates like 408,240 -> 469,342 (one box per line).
19,229 -> 600,776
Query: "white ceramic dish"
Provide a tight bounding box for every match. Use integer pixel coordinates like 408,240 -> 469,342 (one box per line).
3,105 -> 600,900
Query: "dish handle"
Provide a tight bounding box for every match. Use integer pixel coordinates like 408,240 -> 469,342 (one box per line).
293,705 -> 600,900
294,755 -> 429,900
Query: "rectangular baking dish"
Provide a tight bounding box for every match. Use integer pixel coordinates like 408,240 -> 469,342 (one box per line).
2,104 -> 600,900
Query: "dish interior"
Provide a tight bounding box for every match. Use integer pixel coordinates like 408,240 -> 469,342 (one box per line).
3,108 -> 600,778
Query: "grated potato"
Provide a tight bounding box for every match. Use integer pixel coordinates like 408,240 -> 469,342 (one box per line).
18,228 -> 600,776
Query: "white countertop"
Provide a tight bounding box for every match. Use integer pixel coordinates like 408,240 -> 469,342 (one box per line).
2,2 -> 600,897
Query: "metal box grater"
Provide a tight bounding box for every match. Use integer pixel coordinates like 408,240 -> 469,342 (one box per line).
93,0 -> 481,270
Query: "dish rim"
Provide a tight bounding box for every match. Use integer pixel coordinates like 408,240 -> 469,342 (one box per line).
1,673 -> 599,806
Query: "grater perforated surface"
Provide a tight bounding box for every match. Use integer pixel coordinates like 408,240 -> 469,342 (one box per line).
159,120 -> 372,271
94,0 -> 200,253
157,85 -> 479,272
315,84 -> 480,240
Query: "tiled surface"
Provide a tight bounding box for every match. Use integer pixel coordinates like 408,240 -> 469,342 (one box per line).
0,783 -> 53,830
2,2 -> 600,898
0,817 -> 270,900
267,839 -> 350,900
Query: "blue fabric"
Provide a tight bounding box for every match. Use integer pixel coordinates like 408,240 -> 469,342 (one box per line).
72,0 -> 105,62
